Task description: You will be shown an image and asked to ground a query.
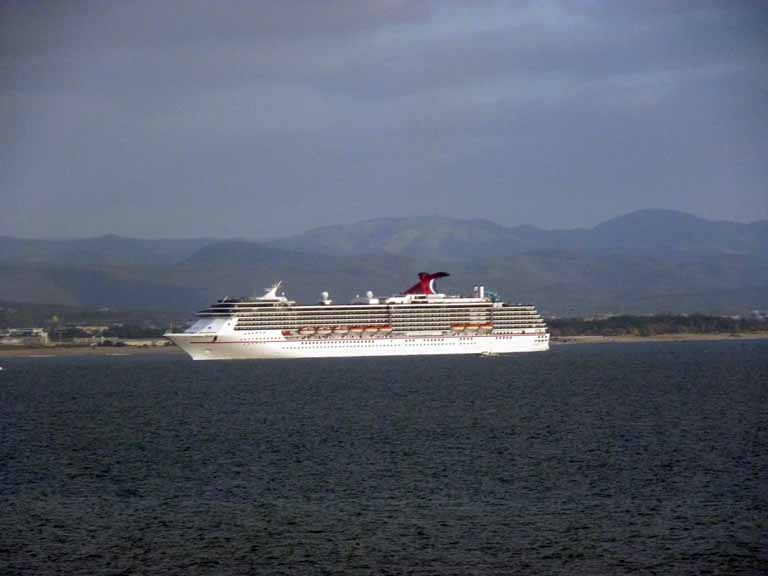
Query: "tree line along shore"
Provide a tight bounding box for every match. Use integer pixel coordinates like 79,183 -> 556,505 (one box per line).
547,314 -> 767,337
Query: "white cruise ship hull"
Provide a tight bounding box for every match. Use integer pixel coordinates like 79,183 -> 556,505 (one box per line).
166,331 -> 549,361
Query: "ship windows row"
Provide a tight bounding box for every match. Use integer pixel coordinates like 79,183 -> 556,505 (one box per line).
229,313 -> 542,322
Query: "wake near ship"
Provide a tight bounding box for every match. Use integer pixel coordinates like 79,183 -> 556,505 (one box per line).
165,273 -> 549,360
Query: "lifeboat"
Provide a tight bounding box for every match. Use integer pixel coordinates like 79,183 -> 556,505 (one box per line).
480,323 -> 493,330
333,326 -> 349,333
452,325 -> 466,331
349,326 -> 364,333
316,326 -> 332,334
465,325 -> 479,331
363,326 -> 379,332
379,326 -> 393,333
298,327 -> 315,335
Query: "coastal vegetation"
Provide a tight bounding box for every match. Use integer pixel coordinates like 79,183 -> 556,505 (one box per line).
548,314 -> 768,338
0,300 -> 185,331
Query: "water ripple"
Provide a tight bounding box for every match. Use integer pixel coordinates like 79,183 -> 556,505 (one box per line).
1,341 -> 766,574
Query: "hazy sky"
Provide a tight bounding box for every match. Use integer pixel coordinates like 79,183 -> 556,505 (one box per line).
2,0 -> 767,238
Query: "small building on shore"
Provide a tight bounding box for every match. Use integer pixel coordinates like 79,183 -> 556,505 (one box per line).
121,339 -> 171,347
77,325 -> 110,336
0,328 -> 50,346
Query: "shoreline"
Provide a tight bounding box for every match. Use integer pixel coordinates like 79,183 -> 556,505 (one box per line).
0,345 -> 184,358
2,332 -> 768,358
551,332 -> 768,345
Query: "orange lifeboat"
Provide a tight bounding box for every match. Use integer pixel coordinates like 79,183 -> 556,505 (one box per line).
452,325 -> 466,331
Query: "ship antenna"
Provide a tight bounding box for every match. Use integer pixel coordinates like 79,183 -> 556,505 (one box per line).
262,281 -> 282,299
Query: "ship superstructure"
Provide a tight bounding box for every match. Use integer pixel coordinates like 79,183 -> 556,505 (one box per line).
165,273 -> 549,360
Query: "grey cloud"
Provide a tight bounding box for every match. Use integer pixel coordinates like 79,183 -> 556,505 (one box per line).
1,0 -> 766,238
0,0 -> 432,57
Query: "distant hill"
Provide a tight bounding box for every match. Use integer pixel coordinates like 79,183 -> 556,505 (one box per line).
273,216 -> 535,260
0,235 -> 213,267
178,242 -> 422,303
274,210 -> 768,259
0,210 -> 766,317
0,264 -> 204,312
587,210 -> 768,256
183,241 -> 323,268
0,299 -> 187,329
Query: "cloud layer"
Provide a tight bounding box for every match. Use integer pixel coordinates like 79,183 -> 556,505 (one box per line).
2,0 -> 766,238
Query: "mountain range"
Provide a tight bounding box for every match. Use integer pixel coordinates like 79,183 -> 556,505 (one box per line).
1,209 -> 766,318
275,210 -> 768,260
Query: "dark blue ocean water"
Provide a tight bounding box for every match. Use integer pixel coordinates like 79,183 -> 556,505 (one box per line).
1,340 -> 766,575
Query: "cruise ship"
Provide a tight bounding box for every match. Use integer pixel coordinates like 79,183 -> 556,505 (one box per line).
165,273 -> 549,360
